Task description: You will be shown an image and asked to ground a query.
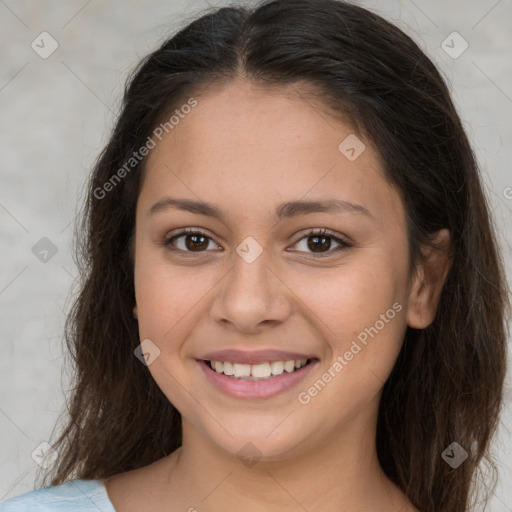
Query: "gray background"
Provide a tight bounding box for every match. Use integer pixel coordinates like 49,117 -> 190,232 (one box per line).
1,0 -> 511,509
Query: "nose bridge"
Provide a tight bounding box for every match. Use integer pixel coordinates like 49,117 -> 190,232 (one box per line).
231,241 -> 271,293
212,238 -> 291,331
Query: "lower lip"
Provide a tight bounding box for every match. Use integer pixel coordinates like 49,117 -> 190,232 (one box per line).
197,359 -> 319,399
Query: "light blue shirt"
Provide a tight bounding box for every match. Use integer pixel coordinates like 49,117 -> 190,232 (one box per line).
0,479 -> 115,511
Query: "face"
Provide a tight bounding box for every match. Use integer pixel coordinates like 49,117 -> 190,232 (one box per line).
133,79 -> 416,460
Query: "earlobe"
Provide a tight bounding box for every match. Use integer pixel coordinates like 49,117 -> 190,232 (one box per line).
406,229 -> 452,329
133,305 -> 138,319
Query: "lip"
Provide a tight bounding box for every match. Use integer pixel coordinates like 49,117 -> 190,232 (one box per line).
197,358 -> 320,399
200,349 -> 316,365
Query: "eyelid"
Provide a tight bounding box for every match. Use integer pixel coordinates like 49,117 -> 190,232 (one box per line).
164,227 -> 352,256
164,227 -> 221,250
292,227 -> 352,246
287,228 -> 352,257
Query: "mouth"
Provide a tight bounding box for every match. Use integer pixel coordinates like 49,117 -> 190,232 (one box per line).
197,357 -> 320,399
205,358 -> 313,381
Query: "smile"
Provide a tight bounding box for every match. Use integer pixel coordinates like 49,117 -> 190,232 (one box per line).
208,359 -> 309,380
197,358 -> 319,399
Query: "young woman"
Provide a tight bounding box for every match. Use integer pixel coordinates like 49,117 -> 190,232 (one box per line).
1,0 -> 509,511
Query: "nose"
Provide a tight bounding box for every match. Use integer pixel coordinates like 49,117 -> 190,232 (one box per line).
210,247 -> 293,333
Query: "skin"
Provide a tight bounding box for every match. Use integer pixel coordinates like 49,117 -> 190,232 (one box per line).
103,78 -> 451,512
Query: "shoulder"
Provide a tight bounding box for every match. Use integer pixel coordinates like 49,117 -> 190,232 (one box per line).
0,479 -> 115,512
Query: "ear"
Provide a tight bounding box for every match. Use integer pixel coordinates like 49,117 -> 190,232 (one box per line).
133,305 -> 138,319
406,229 -> 452,329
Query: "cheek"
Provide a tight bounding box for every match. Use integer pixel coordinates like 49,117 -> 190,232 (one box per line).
133,252 -> 202,404
299,259 -> 404,334
289,249 -> 408,383
133,245 -> 218,347
293,265 -> 408,420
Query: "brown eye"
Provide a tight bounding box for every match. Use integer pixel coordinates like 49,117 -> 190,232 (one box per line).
164,227 -> 351,258
165,229 -> 221,253
183,233 -> 209,251
290,228 -> 352,257
307,233 -> 332,253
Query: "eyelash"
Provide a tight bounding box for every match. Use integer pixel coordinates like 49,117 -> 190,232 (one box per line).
163,227 -> 352,258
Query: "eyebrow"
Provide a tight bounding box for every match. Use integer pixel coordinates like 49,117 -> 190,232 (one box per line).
148,197 -> 373,221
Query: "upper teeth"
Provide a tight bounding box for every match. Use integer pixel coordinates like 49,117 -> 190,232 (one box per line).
210,359 -> 308,378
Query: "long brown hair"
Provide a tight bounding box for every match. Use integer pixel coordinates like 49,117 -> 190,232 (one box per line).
38,1 -> 510,510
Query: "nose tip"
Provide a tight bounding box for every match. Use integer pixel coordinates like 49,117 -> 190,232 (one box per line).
210,254 -> 292,333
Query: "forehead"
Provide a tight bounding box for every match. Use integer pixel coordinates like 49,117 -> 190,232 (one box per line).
161,79 -> 350,158
139,78 -> 403,225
